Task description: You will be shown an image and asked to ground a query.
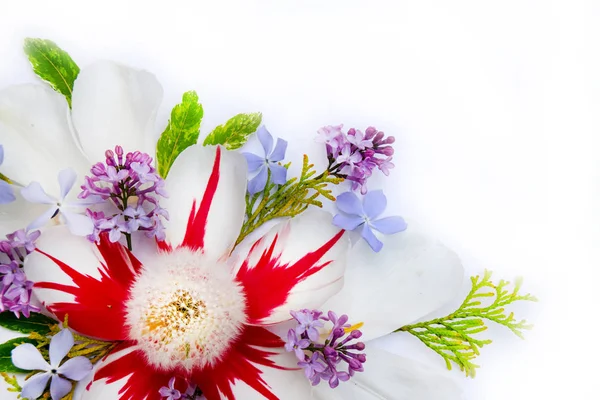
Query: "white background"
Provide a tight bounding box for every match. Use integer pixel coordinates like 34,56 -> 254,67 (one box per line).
0,1 -> 598,399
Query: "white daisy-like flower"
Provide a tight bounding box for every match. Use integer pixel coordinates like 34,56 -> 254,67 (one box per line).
0,61 -> 465,400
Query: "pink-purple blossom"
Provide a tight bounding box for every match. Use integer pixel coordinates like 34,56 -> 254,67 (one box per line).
317,125 -> 396,194
285,309 -> 367,389
79,146 -> 169,247
0,229 -> 40,317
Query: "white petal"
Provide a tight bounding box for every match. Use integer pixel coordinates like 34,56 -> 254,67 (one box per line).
24,225 -> 106,307
232,210 -> 348,325
74,346 -> 135,400
21,372 -> 51,400
71,61 -> 163,162
230,352 -> 313,399
320,223 -> 464,342
0,84 -> 89,196
310,348 -> 464,400
162,145 -> 247,258
11,343 -> 51,371
0,192 -> 50,238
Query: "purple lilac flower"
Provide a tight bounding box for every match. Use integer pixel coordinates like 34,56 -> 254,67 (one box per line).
0,144 -> 15,204
317,125 -> 396,194
11,329 -> 92,400
79,146 -> 168,246
242,126 -> 288,194
0,229 -> 41,317
290,309 -> 324,341
159,377 -> 182,400
159,377 -> 203,400
284,309 -> 367,389
333,190 -> 407,252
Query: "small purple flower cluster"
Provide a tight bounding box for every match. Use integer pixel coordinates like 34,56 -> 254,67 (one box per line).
285,309 -> 366,388
79,146 -> 169,245
159,377 -> 202,400
0,229 -> 41,317
317,125 -> 395,194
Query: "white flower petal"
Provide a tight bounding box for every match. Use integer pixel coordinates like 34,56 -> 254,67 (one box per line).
11,343 -> 51,371
71,61 -> 163,162
232,210 -> 348,325
0,84 -> 89,196
24,225 -> 106,307
320,223 -> 464,342
162,145 -> 247,258
50,375 -> 72,400
310,348 -> 464,400
230,352 -> 312,399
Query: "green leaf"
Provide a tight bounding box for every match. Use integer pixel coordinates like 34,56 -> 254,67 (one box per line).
156,91 -> 204,178
397,270 -> 537,377
203,112 -> 262,150
23,38 -> 80,107
0,337 -> 38,373
0,312 -> 55,335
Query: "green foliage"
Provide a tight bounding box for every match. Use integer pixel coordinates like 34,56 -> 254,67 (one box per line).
23,38 -> 80,107
0,337 -> 37,373
398,270 -> 537,377
0,312 -> 55,335
236,155 -> 343,246
0,372 -> 21,395
156,91 -> 204,178
203,112 -> 262,150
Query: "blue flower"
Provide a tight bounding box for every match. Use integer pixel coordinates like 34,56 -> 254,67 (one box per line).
11,329 -> 93,400
333,190 -> 407,252
0,144 -> 16,204
242,126 -> 288,194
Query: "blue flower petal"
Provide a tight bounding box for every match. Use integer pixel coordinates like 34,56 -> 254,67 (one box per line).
21,372 -> 51,400
243,152 -> 266,173
370,216 -> 408,234
335,191 -> 364,216
0,180 -> 15,204
361,223 -> 383,252
363,190 -> 387,220
248,166 -> 268,194
257,126 -> 274,156
333,214 -> 365,231
269,163 -> 288,185
269,138 -> 288,162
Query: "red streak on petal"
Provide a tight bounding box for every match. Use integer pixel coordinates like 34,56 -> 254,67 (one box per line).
180,146 -> 221,251
193,326 -> 284,400
155,238 -> 172,253
237,230 -> 345,324
92,343 -> 187,400
34,233 -> 140,341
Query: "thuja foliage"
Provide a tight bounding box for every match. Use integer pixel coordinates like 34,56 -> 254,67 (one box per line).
398,270 -> 537,377
235,155 -> 343,246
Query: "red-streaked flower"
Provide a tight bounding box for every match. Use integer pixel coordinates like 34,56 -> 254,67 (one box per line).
24,145 -> 349,399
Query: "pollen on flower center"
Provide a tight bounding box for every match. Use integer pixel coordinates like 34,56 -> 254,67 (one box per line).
125,248 -> 246,371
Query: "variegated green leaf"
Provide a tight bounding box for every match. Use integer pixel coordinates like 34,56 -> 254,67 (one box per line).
23,38 -> 80,107
203,112 -> 262,150
156,91 -> 204,178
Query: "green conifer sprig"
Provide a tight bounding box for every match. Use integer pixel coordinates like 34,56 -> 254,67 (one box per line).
398,270 -> 537,377
235,155 -> 343,246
